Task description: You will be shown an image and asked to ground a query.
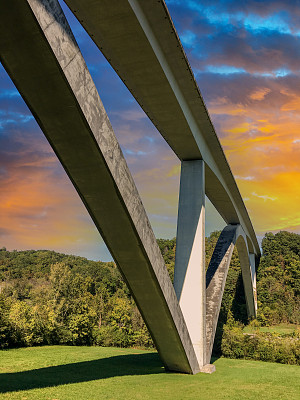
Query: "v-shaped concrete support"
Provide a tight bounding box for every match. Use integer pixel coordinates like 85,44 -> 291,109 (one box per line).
0,0 -> 199,374
175,164 -> 258,370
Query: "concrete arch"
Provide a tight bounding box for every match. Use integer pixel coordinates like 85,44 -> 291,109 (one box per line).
246,235 -> 255,254
205,224 -> 257,363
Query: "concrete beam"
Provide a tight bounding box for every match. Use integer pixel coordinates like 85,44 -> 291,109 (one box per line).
174,161 -> 206,367
0,0 -> 199,374
64,0 -> 260,257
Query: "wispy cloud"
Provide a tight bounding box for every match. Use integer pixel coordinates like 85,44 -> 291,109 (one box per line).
235,176 -> 255,181
249,87 -> 271,101
252,192 -> 277,201
1,0 -> 300,262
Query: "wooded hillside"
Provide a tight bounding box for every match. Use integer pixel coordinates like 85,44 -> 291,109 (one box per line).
0,231 -> 299,364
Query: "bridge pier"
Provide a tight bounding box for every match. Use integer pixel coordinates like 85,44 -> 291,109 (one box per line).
174,160 -> 207,367
236,239 -> 257,318
249,253 -> 258,315
205,225 -> 258,364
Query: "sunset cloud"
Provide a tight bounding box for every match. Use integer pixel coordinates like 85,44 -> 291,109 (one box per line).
0,0 -> 300,260
165,0 -> 300,239
249,88 -> 271,101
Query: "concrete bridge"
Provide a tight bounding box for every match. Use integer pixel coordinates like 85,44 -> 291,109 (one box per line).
0,0 -> 259,374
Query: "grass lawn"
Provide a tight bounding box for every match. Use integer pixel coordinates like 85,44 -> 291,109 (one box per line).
0,346 -> 299,400
243,323 -> 299,335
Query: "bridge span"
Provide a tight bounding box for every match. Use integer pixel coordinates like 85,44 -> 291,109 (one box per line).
0,0 -> 259,374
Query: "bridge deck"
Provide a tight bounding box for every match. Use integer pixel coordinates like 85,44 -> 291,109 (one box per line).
65,0 -> 260,256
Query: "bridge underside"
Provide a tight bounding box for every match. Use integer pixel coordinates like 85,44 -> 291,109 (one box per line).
64,0 -> 260,257
0,0 -> 259,374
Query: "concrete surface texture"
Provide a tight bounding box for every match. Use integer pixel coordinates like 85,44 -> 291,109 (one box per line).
206,225 -> 257,363
174,161 -> 206,367
0,0 -> 259,375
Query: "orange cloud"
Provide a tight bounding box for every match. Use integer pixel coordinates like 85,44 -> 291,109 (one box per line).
237,171 -> 300,233
0,144 -> 102,257
208,82 -> 300,236
249,87 -> 271,101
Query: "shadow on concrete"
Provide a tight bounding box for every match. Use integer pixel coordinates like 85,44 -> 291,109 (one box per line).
0,352 -> 164,393
232,272 -> 248,324
211,270 -> 248,358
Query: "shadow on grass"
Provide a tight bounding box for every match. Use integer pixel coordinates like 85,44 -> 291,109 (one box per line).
210,355 -> 220,364
0,352 -> 164,393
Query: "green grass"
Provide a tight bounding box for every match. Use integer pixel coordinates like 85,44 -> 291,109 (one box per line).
0,346 -> 299,400
243,323 -> 299,335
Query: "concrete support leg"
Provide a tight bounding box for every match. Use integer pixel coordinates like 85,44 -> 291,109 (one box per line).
236,239 -> 257,318
205,225 -> 237,363
205,224 -> 258,363
174,160 -> 206,367
249,253 -> 258,315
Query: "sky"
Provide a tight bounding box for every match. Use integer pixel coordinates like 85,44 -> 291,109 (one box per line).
1,0 -> 300,261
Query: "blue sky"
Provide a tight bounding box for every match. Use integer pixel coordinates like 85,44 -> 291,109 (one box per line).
1,1 -> 300,260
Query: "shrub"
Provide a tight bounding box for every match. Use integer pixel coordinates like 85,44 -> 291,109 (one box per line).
221,324 -> 300,365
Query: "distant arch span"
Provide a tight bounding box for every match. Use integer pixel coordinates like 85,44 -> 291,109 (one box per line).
205,225 -> 257,362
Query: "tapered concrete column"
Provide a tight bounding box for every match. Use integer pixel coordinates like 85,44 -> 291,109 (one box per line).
205,225 -> 236,363
174,160 -> 206,367
236,239 -> 257,318
249,253 -> 258,315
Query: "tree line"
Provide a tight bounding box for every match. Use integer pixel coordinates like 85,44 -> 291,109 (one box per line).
0,250 -> 151,349
0,231 -> 299,364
